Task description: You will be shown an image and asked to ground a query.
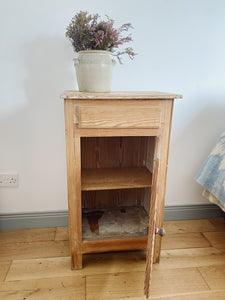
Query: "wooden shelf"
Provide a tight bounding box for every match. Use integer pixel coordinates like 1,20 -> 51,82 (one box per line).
82,206 -> 149,241
81,167 -> 152,191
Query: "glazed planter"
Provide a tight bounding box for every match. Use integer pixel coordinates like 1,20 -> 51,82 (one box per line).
73,50 -> 116,93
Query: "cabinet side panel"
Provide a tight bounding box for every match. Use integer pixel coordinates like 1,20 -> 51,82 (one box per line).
64,99 -> 82,269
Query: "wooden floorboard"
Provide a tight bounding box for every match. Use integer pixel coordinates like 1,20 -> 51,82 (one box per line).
86,268 -> 209,300
208,218 -> 225,231
0,227 -> 56,244
157,247 -> 225,270
163,219 -> 218,234
150,290 -> 225,300
161,232 -> 211,250
0,261 -> 11,282
55,227 -> 69,241
203,231 -> 225,250
0,218 -> 225,299
0,240 -> 70,261
5,251 -> 147,281
0,276 -> 85,299
198,265 -> 225,290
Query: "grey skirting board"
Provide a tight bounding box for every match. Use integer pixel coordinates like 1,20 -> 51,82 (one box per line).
0,204 -> 224,231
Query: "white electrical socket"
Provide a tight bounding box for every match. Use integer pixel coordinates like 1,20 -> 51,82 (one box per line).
0,173 -> 18,187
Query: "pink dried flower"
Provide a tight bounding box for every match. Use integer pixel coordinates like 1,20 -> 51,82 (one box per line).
65,11 -> 137,63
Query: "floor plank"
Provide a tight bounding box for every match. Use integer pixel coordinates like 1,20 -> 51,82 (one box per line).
0,276 -> 85,299
2,219 -> 225,299
0,240 -> 69,261
6,257 -> 75,282
0,227 -> 56,244
208,218 -> 225,231
151,290 -> 225,300
198,265 -> 225,290
203,231 -> 225,250
161,232 -> 210,250
157,247 -> 225,270
6,251 -> 146,281
55,227 -> 69,241
156,291 -> 225,300
0,261 -> 11,281
115,290 -> 225,300
86,268 -> 209,300
154,290 -> 225,300
7,247 -> 225,282
164,219 -> 217,234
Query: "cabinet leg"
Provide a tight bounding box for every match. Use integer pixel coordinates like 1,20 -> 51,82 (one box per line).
71,253 -> 83,270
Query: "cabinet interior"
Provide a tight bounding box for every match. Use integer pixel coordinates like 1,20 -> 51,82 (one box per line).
81,136 -> 156,241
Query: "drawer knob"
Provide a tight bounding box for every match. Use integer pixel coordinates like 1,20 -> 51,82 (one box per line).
155,227 -> 166,236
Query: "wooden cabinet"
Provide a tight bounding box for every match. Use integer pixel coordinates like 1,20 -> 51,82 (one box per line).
61,91 -> 182,297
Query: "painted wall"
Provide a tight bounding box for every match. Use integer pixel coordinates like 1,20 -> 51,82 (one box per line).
1,0 -> 225,213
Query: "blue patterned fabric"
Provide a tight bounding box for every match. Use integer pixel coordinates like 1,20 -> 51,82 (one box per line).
195,131 -> 225,210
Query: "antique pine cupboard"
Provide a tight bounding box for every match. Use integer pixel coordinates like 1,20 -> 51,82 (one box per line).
61,91 -> 182,297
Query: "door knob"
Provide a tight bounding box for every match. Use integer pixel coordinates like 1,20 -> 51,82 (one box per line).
155,227 -> 166,236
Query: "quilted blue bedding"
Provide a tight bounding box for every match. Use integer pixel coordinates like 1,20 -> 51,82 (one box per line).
196,131 -> 225,211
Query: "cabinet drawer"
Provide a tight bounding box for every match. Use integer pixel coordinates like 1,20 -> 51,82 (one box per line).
76,104 -> 161,129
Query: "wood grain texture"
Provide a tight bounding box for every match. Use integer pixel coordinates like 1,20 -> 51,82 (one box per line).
161,233 -> 211,250
82,189 -> 145,209
78,128 -> 161,137
55,227 -> 69,241
78,105 -> 161,129
81,136 -> 152,209
145,158 -> 159,298
86,268 -> 208,300
203,231 -> 225,248
86,291 -> 225,300
149,290 -> 225,300
198,265 -> 225,290
2,219 -> 225,299
82,237 -> 147,254
0,241 -> 69,261
6,245 -> 224,282
60,91 -> 183,100
142,137 -> 156,214
153,100 -> 174,263
81,136 -> 148,169
0,227 -> 56,244
0,261 -> 11,281
0,276 -> 85,300
64,99 -> 82,269
164,219 -> 217,234
208,218 -> 225,231
157,247 -> 225,270
6,251 -> 146,281
82,167 -> 152,191
6,257 -> 74,281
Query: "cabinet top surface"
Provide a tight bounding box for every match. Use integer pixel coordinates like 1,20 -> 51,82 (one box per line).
61,90 -> 183,100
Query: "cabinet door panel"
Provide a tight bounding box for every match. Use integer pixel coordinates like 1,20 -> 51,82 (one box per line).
144,158 -> 159,298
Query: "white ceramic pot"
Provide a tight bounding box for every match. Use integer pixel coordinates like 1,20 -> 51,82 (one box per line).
73,50 -> 116,93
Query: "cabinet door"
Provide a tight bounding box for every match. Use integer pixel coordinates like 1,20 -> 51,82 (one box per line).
144,158 -> 159,298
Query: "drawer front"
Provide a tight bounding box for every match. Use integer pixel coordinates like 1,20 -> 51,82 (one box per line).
77,104 -> 161,129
